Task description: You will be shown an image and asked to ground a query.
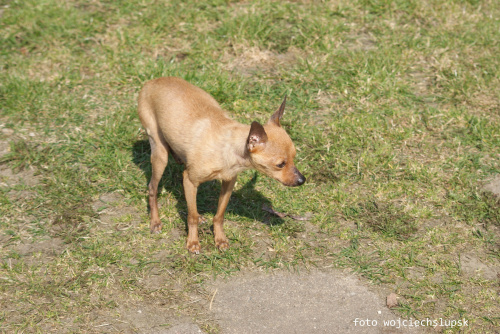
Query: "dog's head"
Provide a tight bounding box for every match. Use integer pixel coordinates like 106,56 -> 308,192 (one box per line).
247,96 -> 305,187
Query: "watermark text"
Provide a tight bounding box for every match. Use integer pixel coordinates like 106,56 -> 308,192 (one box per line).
353,317 -> 468,329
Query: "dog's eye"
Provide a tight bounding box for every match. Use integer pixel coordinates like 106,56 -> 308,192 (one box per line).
276,161 -> 286,168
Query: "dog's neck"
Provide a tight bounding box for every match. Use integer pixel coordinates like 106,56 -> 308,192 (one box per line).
218,122 -> 253,178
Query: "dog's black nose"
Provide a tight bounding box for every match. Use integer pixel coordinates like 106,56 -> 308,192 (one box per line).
295,170 -> 306,186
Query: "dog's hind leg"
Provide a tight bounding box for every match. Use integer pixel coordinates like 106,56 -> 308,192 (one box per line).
138,98 -> 170,234
147,130 -> 169,234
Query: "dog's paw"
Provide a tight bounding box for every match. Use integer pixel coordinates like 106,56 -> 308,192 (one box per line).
215,237 -> 229,251
150,221 -> 163,234
187,240 -> 201,254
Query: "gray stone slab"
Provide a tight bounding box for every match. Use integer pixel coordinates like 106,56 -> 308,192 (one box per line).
211,271 -> 424,333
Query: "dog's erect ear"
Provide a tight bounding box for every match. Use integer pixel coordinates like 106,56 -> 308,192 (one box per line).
247,121 -> 268,153
269,95 -> 287,127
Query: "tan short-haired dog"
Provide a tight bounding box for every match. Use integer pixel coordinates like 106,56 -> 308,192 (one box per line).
138,77 -> 305,253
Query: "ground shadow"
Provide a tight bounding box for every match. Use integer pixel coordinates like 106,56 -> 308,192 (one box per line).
131,140 -> 284,231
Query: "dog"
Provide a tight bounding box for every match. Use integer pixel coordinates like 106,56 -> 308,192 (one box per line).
137,77 -> 305,253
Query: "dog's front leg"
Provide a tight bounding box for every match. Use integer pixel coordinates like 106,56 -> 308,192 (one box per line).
213,177 -> 237,250
183,170 -> 202,254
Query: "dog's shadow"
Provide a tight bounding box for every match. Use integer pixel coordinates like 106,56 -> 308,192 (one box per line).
132,140 -> 284,231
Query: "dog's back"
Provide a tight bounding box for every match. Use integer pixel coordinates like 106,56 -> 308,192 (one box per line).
137,77 -> 232,163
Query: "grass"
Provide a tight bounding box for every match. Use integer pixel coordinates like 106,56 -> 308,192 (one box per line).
1,0 -> 499,332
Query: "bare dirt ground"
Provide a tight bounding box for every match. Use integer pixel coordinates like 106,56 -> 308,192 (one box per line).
483,175 -> 500,202
90,270 -> 428,334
